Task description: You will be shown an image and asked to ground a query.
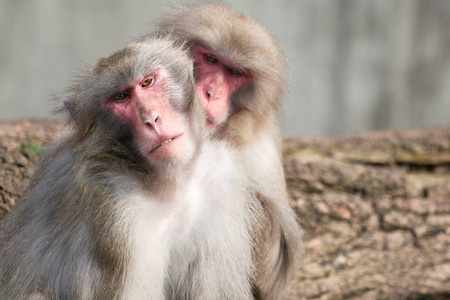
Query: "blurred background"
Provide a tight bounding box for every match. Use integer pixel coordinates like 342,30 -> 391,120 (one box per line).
1,0 -> 449,136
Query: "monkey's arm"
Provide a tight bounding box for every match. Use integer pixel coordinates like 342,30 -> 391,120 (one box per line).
252,193 -> 303,300
0,151 -> 129,300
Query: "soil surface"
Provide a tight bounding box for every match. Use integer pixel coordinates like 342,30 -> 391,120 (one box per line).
1,120 -> 449,299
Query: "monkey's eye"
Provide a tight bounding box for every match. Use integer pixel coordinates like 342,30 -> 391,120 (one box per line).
205,54 -> 220,65
227,66 -> 243,77
114,92 -> 129,102
142,77 -> 154,87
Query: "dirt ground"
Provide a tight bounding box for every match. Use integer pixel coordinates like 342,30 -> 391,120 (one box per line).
1,120 -> 449,299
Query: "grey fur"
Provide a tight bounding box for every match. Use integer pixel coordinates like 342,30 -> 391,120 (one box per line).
0,36 -> 262,299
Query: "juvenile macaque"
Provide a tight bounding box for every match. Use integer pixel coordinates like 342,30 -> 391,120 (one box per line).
154,4 -> 303,298
0,37 -> 261,299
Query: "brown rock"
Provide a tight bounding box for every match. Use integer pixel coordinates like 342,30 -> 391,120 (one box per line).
2,121 -> 450,299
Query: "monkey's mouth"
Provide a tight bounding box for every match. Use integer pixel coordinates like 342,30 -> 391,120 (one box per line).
149,134 -> 183,154
206,118 -> 217,127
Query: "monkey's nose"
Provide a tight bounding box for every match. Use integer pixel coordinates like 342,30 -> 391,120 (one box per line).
144,113 -> 159,126
206,87 -> 221,101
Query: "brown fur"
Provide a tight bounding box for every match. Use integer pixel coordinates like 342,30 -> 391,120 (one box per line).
155,3 -> 285,143
154,3 -> 303,299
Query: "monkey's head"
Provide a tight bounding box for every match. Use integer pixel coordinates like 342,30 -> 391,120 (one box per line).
63,38 -> 205,170
155,3 -> 286,132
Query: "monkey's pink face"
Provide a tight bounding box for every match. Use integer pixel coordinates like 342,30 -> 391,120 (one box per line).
104,68 -> 189,164
194,46 -> 251,128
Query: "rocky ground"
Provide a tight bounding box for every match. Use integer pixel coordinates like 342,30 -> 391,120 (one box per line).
1,120 -> 449,299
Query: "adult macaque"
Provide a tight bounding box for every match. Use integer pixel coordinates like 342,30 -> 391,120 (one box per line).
0,37 -> 261,299
155,3 -> 303,298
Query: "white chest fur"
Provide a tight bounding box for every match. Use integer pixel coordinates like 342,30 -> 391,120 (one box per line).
119,142 -> 256,300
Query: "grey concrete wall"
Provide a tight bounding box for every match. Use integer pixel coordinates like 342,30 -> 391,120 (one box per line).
1,0 -> 449,136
